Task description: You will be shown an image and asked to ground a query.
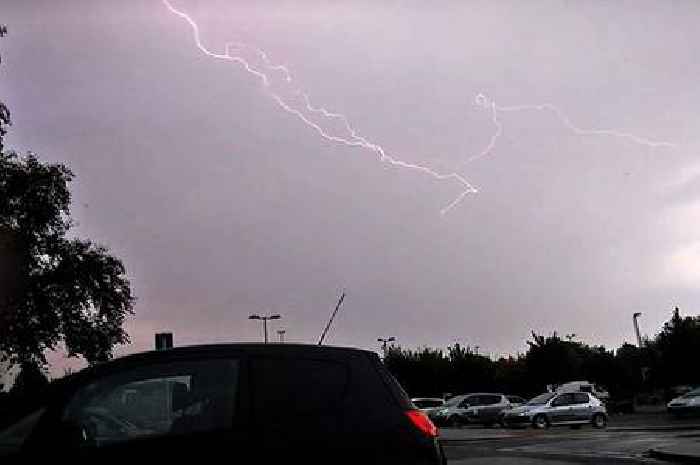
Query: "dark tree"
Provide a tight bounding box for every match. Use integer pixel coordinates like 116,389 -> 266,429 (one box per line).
0,28 -> 135,368
524,332 -> 582,389
651,307 -> 700,388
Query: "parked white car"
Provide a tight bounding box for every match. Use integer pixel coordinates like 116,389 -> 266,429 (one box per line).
556,381 -> 609,402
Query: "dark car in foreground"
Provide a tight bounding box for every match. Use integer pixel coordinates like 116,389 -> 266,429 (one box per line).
0,344 -> 445,465
502,392 -> 607,429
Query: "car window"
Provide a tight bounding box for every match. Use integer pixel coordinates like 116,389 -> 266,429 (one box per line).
461,396 -> 479,407
572,393 -> 590,404
62,359 -> 239,448
527,393 -> 556,405
252,358 -> 349,420
482,395 -> 502,405
551,394 -> 573,407
507,396 -> 525,404
579,385 -> 593,393
0,409 -> 46,453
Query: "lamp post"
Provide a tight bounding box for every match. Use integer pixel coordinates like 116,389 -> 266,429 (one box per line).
377,337 -> 396,353
633,312 -> 643,348
249,313 -> 281,343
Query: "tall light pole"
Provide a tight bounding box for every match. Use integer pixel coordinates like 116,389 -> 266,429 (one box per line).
249,313 -> 281,343
633,312 -> 643,348
378,337 -> 396,353
277,329 -> 286,343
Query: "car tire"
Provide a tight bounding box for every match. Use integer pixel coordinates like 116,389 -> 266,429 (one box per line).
532,414 -> 549,429
592,413 -> 607,429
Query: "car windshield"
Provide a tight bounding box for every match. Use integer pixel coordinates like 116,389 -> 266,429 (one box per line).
527,393 -> 556,405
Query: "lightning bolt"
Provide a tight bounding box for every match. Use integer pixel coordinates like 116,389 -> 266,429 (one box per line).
466,93 -> 676,164
162,0 -> 479,215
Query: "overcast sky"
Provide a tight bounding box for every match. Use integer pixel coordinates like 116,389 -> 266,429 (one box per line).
2,0 -> 699,372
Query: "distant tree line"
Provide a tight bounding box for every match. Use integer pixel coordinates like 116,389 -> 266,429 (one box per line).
384,307 -> 700,403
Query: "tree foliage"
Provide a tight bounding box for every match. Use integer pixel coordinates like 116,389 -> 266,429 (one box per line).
0,28 -> 135,367
383,308 -> 700,400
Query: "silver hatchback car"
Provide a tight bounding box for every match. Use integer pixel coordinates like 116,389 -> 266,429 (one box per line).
503,392 -> 607,429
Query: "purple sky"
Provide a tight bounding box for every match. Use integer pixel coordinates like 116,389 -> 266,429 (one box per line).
2,0 -> 699,374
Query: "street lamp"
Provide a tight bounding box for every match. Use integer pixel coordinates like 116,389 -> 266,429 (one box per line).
633,312 -> 643,348
277,329 -> 286,343
249,313 -> 281,343
377,337 -> 396,352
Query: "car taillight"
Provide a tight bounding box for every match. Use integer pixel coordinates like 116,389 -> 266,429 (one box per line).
406,409 -> 438,437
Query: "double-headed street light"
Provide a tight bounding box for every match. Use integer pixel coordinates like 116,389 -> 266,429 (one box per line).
378,337 -> 396,352
249,313 -> 281,344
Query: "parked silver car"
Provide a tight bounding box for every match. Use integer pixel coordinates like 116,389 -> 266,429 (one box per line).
502,392 -> 607,429
431,393 -> 513,427
667,387 -> 700,417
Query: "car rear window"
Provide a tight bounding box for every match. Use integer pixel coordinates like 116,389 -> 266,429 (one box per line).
252,358 -> 349,418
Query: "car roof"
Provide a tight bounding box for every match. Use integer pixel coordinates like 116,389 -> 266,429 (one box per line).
50,343 -> 377,391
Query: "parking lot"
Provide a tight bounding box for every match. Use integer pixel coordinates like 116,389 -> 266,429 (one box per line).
441,415 -> 700,464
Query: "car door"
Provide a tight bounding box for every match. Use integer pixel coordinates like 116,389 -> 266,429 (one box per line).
548,394 -> 574,423
478,395 -> 505,423
570,392 -> 593,421
459,395 -> 478,421
26,355 -> 250,463
249,356 -> 351,462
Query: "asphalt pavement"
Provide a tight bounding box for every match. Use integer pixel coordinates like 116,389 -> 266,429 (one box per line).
440,414 -> 700,464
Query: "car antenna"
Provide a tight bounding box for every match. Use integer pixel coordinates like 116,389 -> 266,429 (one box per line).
318,290 -> 346,345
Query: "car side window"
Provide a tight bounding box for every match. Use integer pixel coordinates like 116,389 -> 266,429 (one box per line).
484,395 -> 502,405
551,394 -> 572,407
252,357 -> 348,421
572,393 -> 590,404
61,359 -> 239,448
461,396 -> 477,407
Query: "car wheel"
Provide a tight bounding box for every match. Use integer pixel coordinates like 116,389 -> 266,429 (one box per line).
592,413 -> 607,429
532,414 -> 549,429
